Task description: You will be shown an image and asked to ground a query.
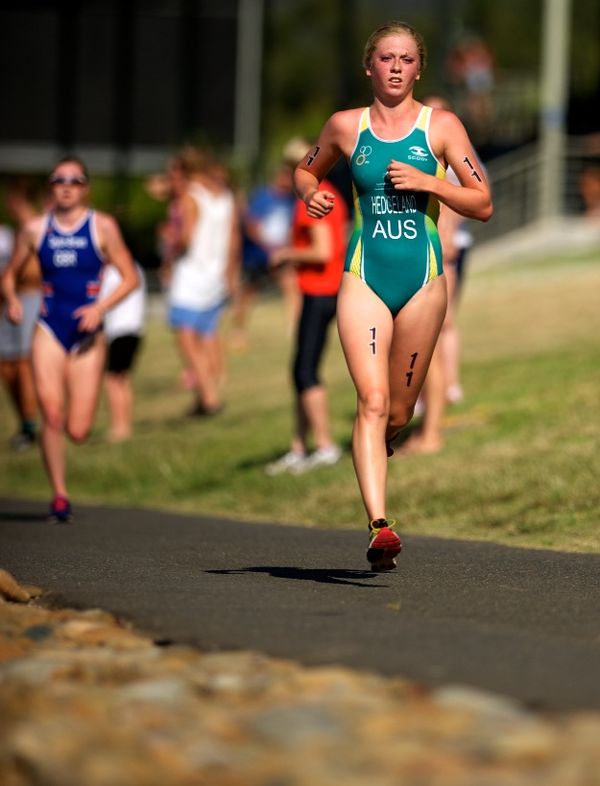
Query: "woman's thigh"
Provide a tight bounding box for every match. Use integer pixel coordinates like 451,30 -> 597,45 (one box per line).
336,272 -> 394,401
31,326 -> 68,416
65,334 -> 106,431
388,275 -> 448,410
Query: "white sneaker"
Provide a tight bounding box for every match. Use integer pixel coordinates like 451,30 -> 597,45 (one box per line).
413,396 -> 425,418
265,451 -> 307,476
447,384 -> 464,404
293,445 -> 342,474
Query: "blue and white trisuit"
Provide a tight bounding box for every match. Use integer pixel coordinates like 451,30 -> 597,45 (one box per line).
36,210 -> 104,351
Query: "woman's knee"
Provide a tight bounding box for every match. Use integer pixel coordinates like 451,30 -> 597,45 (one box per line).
66,422 -> 91,444
357,388 -> 389,421
388,403 -> 414,432
40,403 -> 65,432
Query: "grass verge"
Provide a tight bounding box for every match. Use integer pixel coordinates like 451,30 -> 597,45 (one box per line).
1,249 -> 599,553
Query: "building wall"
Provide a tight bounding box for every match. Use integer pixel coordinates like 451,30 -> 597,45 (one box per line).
0,0 -> 238,172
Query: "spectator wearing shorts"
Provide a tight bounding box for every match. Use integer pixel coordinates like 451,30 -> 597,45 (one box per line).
163,148 -> 239,416
0,179 -> 42,451
100,262 -> 146,442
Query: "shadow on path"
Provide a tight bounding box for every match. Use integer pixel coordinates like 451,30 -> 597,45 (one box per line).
0,508 -> 47,523
206,566 -> 386,588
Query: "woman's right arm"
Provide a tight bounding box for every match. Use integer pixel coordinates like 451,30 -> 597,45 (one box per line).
294,110 -> 355,219
1,223 -> 38,323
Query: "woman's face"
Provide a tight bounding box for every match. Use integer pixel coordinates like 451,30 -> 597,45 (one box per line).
49,162 -> 89,211
166,162 -> 188,197
366,34 -> 421,100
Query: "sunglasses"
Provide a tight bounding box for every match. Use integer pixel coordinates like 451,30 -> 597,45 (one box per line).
49,176 -> 88,186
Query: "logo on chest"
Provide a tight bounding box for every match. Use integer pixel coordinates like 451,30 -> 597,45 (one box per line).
48,232 -> 89,268
355,145 -> 372,167
53,249 -> 78,267
408,145 -> 429,161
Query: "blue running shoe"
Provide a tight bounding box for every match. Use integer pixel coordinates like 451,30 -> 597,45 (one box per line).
48,495 -> 73,524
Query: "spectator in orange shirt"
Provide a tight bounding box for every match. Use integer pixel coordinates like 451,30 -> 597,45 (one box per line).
265,170 -> 349,475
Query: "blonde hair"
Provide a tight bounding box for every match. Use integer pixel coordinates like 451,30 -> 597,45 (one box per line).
282,136 -> 311,167
363,21 -> 427,72
174,144 -> 213,176
422,94 -> 451,111
51,156 -> 90,182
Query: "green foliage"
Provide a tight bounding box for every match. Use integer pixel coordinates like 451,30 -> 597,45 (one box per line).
262,0 -> 341,169
260,1 -> 449,169
2,249 -> 600,554
571,0 -> 600,94
89,176 -> 166,268
259,0 -> 600,167
464,0 -> 599,95
462,0 -> 543,72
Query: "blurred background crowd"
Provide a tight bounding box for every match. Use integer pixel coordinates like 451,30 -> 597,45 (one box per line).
0,0 -> 599,457
1,0 -> 599,262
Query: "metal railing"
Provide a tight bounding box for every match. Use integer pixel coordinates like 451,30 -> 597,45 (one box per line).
471,137 -> 599,243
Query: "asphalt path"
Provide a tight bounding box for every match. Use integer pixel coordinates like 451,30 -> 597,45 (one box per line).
1,496 -> 599,711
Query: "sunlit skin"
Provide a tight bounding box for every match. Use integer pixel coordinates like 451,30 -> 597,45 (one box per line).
4,162 -> 138,331
367,35 -> 421,107
291,26 -> 492,526
51,164 -> 89,211
295,33 -> 492,223
1,159 -> 138,504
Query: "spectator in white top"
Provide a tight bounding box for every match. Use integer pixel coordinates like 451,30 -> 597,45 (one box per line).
99,262 -> 147,442
161,146 -> 240,417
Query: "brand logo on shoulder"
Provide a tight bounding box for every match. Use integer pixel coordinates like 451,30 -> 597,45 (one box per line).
408,145 -> 428,161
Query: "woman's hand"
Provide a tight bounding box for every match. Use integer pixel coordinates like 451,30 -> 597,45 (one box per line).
268,248 -> 288,269
387,161 -> 430,192
5,296 -> 23,325
304,190 -> 336,219
73,302 -> 104,333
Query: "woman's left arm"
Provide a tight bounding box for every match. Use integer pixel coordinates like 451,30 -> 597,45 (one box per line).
73,213 -> 139,332
270,220 -> 332,269
388,111 -> 492,222
99,214 -> 138,305
437,112 -> 492,221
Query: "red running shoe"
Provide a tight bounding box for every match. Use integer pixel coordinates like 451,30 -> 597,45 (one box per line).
48,495 -> 73,524
367,519 -> 402,571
